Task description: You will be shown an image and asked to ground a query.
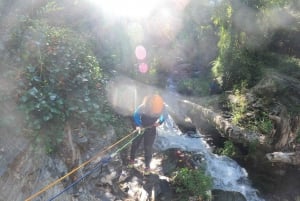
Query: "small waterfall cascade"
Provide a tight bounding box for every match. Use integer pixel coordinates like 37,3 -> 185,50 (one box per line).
154,116 -> 264,201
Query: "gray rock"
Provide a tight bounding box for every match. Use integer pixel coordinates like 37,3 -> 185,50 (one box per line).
212,189 -> 247,201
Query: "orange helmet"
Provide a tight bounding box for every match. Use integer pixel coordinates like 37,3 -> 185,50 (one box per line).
143,94 -> 164,114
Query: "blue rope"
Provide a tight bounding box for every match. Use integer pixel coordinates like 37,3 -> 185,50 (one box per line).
47,156 -> 111,201
46,129 -> 145,201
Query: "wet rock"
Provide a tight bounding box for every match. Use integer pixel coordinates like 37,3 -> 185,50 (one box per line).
212,189 -> 247,201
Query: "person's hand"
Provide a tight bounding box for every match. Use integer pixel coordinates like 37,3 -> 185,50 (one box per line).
136,126 -> 142,134
153,122 -> 160,127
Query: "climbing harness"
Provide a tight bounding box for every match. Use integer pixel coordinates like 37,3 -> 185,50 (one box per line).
25,128 -> 146,201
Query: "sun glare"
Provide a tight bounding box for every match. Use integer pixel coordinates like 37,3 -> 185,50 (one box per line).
89,0 -> 163,19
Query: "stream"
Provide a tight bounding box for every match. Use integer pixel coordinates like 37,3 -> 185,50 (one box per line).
153,115 -> 265,201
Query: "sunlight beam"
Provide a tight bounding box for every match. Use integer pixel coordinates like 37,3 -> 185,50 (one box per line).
88,0 -> 162,19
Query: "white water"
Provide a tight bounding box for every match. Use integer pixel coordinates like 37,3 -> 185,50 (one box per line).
154,116 -> 264,201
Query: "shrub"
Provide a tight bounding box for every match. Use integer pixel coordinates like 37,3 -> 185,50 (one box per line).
261,53 -> 300,79
9,16 -> 115,152
219,140 -> 237,157
229,85 -> 248,125
177,77 -> 210,96
257,116 -> 273,134
173,167 -> 213,200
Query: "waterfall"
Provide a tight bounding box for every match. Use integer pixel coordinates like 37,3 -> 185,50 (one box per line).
154,115 -> 265,201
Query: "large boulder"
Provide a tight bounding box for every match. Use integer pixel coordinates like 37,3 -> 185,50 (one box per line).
212,189 -> 247,201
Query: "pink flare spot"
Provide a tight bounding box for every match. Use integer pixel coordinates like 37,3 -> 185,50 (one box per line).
139,63 -> 148,73
135,45 -> 147,60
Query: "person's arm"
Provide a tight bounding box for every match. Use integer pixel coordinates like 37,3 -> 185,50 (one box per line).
155,107 -> 168,126
133,105 -> 143,126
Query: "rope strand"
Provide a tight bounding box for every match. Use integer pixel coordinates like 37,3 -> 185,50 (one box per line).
47,156 -> 110,201
25,128 -> 140,201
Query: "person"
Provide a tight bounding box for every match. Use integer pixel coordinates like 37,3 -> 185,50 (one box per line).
128,94 -> 167,175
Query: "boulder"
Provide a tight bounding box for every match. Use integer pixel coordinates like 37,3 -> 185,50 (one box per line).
212,189 -> 247,201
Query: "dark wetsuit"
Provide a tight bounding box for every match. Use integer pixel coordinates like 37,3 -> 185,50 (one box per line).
130,105 -> 167,168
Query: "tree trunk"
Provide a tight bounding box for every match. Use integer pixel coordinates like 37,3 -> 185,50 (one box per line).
266,151 -> 300,165
59,122 -> 81,188
170,99 -> 300,166
269,106 -> 291,150
172,100 -> 267,146
269,106 -> 300,150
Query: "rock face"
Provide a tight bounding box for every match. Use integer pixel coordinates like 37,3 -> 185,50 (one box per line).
0,122 -> 119,201
0,121 -> 248,201
0,137 -> 71,201
212,189 -> 247,201
84,149 -> 248,201
255,73 -> 300,147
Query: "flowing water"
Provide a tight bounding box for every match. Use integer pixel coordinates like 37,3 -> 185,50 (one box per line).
153,116 -> 265,201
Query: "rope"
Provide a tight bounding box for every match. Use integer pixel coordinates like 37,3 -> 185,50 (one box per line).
46,130 -> 145,201
47,156 -> 110,201
25,128 -> 142,201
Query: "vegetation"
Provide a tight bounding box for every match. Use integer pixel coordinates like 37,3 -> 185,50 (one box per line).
4,1 -> 129,153
212,0 -> 300,90
229,84 -> 248,125
261,53 -> 300,79
216,140 -> 238,157
177,77 -> 210,96
0,0 -> 299,200
173,167 -> 213,200
0,0 -> 298,154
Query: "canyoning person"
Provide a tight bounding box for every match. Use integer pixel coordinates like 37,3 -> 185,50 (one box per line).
128,94 -> 167,175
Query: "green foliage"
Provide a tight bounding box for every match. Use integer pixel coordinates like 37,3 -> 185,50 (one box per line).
261,53 -> 300,79
37,1 -> 63,15
171,0 -> 218,91
212,1 -> 232,28
221,0 -> 300,91
227,83 -> 273,134
212,0 -> 264,90
31,123 -> 64,154
256,116 -> 273,134
218,140 -> 237,157
247,0 -> 293,9
213,43 -> 263,90
8,14 -> 118,152
246,118 -> 273,135
173,167 -> 213,200
3,0 -> 298,155
177,77 -> 210,96
229,86 -> 248,125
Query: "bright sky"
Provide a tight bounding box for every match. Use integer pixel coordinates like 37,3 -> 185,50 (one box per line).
88,0 -> 163,19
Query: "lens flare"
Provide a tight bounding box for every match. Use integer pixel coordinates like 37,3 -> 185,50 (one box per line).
88,0 -> 162,19
135,45 -> 147,60
139,63 -> 148,73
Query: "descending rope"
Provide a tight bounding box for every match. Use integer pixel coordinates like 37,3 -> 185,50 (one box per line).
47,156 -> 111,201
47,130 -> 145,201
25,128 -> 144,201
